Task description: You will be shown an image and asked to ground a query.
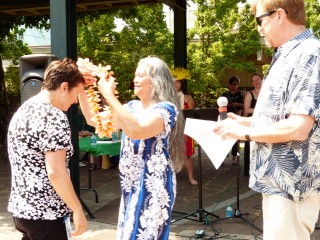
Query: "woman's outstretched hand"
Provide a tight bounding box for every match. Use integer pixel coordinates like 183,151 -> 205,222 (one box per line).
98,76 -> 117,98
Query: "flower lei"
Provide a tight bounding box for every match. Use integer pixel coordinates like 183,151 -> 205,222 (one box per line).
77,58 -> 116,139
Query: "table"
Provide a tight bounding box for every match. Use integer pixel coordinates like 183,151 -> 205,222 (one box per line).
78,137 -> 121,218
79,137 -> 121,157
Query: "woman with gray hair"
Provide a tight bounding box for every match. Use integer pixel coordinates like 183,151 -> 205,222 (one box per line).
79,56 -> 185,239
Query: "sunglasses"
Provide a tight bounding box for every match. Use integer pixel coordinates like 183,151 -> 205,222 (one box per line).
255,10 -> 277,26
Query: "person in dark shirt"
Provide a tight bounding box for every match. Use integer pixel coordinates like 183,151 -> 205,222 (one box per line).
243,73 -> 262,117
222,76 -> 243,165
243,73 -> 263,176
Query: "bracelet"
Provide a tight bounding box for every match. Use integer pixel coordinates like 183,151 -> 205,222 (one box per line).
245,134 -> 251,141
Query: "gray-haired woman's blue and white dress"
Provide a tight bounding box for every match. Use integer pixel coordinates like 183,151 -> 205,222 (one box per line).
116,100 -> 178,240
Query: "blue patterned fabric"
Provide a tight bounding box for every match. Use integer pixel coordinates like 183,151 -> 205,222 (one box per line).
116,100 -> 178,240
250,29 -> 320,202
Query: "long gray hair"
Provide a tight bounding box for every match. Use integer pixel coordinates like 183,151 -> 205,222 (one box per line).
138,56 -> 186,171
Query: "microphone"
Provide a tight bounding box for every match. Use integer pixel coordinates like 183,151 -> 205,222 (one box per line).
217,97 -> 228,120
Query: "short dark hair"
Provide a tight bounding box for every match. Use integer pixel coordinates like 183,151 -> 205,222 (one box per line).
228,76 -> 240,85
42,58 -> 85,91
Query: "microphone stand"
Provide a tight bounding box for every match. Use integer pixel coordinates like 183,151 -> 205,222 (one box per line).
211,155 -> 262,233
172,143 -> 220,237
213,98 -> 263,233
172,109 -> 220,238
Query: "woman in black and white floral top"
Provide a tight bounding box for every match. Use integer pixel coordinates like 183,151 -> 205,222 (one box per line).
7,58 -> 87,240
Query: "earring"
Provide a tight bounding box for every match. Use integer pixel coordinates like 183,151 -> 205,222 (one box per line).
62,92 -> 65,96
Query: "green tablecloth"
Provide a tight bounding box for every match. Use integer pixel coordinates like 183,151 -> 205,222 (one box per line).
79,137 -> 121,156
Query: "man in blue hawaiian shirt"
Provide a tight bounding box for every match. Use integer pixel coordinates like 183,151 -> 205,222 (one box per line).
213,0 -> 320,239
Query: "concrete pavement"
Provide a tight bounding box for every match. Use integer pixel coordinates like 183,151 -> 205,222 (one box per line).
1,144 -> 319,239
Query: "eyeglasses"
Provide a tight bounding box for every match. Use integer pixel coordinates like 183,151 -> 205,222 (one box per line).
230,82 -> 238,86
255,10 -> 277,26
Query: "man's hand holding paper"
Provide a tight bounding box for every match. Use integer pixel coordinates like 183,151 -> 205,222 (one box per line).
184,118 -> 237,169
213,117 -> 251,141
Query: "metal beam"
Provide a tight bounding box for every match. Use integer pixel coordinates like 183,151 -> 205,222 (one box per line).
0,0 -> 159,16
173,0 -> 187,90
50,0 -> 80,194
173,0 -> 186,68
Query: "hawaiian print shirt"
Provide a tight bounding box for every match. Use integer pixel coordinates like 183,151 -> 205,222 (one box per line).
7,94 -> 73,219
250,29 -> 320,202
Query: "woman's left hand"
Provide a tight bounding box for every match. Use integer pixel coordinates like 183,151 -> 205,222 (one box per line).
98,76 -> 117,98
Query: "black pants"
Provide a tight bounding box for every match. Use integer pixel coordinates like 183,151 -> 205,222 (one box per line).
231,140 -> 239,157
244,141 -> 250,177
13,216 -> 68,240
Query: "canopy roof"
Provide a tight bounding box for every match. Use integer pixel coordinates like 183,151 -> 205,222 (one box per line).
0,0 -> 182,16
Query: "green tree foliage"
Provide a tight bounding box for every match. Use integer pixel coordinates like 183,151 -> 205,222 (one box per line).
3,27 -> 32,65
306,0 -> 320,38
187,1 -> 261,107
77,4 -> 174,103
3,26 -> 32,97
0,15 -> 48,143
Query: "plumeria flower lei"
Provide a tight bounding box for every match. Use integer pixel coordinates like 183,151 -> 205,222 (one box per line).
77,58 -> 116,139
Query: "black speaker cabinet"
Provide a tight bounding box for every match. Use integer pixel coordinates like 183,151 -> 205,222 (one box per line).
183,108 -> 219,121
19,54 -> 58,103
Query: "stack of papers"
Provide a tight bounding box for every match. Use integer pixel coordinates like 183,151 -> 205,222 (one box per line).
184,118 -> 236,169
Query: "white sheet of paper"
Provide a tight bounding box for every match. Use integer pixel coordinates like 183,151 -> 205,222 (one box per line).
184,118 -> 237,169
